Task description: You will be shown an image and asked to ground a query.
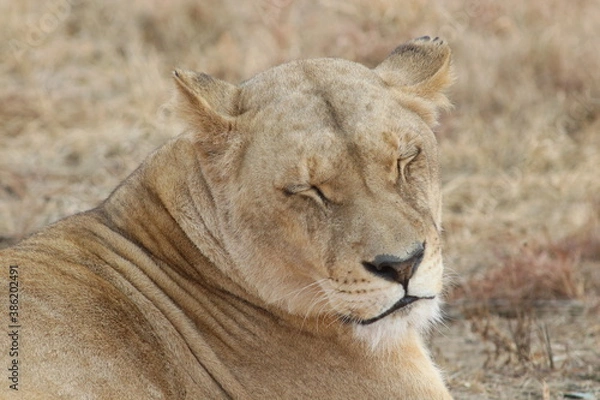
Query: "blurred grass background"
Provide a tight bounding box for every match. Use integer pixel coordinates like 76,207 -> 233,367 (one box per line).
1,0 -> 599,397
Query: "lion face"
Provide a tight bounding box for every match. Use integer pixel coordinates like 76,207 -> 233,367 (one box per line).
173,36 -> 453,345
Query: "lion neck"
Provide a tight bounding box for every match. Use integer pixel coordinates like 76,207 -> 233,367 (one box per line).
98,134 -> 234,290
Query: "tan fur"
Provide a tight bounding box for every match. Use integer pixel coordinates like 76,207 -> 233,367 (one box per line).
1,37 -> 454,399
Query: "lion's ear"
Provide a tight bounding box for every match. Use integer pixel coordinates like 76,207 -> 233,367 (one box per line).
172,69 -> 240,145
375,36 -> 454,110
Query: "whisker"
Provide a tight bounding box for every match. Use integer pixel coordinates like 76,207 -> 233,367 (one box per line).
272,278 -> 329,305
301,293 -> 329,332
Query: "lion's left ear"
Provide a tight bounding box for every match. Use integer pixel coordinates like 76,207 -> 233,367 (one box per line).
375,36 -> 454,112
172,69 -> 240,152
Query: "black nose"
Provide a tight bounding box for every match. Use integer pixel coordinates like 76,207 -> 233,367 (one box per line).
362,243 -> 425,288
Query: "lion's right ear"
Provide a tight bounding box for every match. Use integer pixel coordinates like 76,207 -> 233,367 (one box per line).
172,69 -> 240,148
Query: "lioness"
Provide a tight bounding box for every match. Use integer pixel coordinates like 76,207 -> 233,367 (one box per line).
1,36 -> 454,399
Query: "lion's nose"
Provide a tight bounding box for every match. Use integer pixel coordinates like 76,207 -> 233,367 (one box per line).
362,243 -> 425,289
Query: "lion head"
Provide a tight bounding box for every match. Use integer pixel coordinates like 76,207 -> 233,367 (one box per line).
173,36 -> 453,348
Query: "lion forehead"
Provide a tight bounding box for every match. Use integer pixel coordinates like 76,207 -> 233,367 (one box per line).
238,58 -> 390,127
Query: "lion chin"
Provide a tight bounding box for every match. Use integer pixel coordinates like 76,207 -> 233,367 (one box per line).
1,36 -> 455,399
353,296 -> 442,352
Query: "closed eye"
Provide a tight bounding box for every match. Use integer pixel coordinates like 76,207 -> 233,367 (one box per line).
310,186 -> 328,203
398,147 -> 420,182
284,184 -> 329,205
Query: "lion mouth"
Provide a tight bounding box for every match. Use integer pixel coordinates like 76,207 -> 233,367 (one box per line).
356,295 -> 435,326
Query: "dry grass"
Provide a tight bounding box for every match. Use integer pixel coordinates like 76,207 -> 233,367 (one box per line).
455,237 -> 587,313
1,0 -> 599,398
